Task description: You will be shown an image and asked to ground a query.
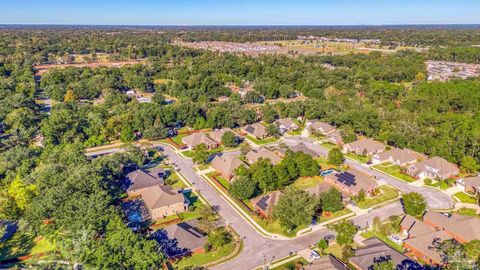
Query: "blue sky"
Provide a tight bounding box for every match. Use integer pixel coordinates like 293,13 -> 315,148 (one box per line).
1,0 -> 479,25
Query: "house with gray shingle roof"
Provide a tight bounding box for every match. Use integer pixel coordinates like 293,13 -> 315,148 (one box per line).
157,219 -> 207,258
350,237 -> 415,270
372,148 -> 427,166
407,156 -> 459,180
274,118 -> 299,133
343,139 -> 385,156
303,255 -> 350,270
309,121 -> 336,135
209,128 -> 234,144
141,185 -> 188,220
126,168 -> 165,196
457,175 -> 480,195
246,148 -> 283,165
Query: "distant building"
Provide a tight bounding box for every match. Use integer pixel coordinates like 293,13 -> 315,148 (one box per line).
457,175 -> 480,195
407,156 -> 459,180
211,155 -> 248,180
274,143 -> 319,158
324,169 -> 378,197
343,139 -> 385,156
325,130 -> 344,146
308,121 -> 336,135
182,132 -> 218,150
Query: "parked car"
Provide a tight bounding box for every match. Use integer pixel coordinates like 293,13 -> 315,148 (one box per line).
310,250 -> 320,259
389,235 -> 403,245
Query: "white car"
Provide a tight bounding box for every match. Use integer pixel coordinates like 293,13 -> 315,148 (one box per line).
310,250 -> 320,259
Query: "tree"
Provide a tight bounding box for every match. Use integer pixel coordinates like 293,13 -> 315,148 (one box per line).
64,89 -> 77,102
240,143 -> 251,156
461,156 -> 479,174
152,91 -> 165,104
221,131 -> 237,148
433,238 -> 470,269
267,124 -> 280,138
465,239 -> 480,262
251,159 -> 278,192
229,174 -> 257,200
415,72 -> 426,82
273,188 -> 319,230
402,192 -> 427,217
317,239 -> 328,254
328,148 -> 344,166
207,228 -> 232,249
197,205 -> 218,233
372,259 -> 395,270
330,220 -> 357,247
192,143 -> 210,164
320,187 -> 343,212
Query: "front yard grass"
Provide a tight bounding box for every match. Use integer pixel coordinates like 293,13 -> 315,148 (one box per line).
245,135 -> 279,145
291,176 -> 323,189
344,153 -> 370,164
165,171 -> 187,189
0,232 -> 55,261
252,216 -> 305,238
206,172 -> 231,189
173,242 -> 236,269
357,185 -> 399,209
170,133 -> 188,145
286,129 -> 303,136
320,142 -> 336,150
318,208 -> 353,223
453,192 -> 478,204
316,156 -> 337,170
372,163 -> 417,183
270,257 -> 308,270
360,230 -> 404,253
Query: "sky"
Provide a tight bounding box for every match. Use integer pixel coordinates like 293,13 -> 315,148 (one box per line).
1,0 -> 479,26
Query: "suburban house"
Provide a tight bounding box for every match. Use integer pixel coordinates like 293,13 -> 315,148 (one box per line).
407,156 -> 459,180
324,169 -> 378,197
157,219 -> 207,258
243,122 -> 268,139
308,121 -> 336,135
209,128 -> 234,144
246,148 -> 283,165
251,190 -> 283,217
274,118 -> 299,133
343,139 -> 385,156
211,155 -> 248,180
141,184 -> 189,220
126,168 -> 165,196
305,182 -> 335,197
457,175 -> 480,195
349,237 -> 415,270
274,143 -> 319,158
402,211 -> 480,266
325,130 -> 344,146
372,148 -> 427,166
303,254 -> 350,270
182,132 -> 218,150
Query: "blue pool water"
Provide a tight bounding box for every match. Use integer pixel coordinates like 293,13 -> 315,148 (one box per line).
128,211 -> 143,223
320,169 -> 335,176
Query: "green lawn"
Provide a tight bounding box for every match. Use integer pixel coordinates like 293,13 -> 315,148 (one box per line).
372,163 -> 417,183
425,180 -> 450,190
206,172 -> 230,189
357,186 -> 399,209
345,153 -> 370,164
252,216 -> 306,238
318,208 -> 353,223
245,135 -> 279,145
0,232 -> 55,261
165,171 -> 187,189
291,176 -> 323,189
197,164 -> 211,171
320,142 -> 336,150
170,133 -> 188,145
173,242 -> 236,269
316,156 -> 337,170
453,192 -> 478,204
324,244 -> 343,258
360,230 -> 404,253
455,207 -> 480,217
270,257 -> 308,270
182,150 -> 194,158
182,146 -> 224,159
286,129 -> 303,136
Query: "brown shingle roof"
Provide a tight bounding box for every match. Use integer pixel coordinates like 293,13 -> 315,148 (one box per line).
462,175 -> 480,190
162,219 -> 207,257
127,169 -> 165,192
350,238 -> 413,270
182,132 -> 217,148
303,255 -> 351,270
305,182 -> 334,197
243,123 -> 268,138
251,190 -> 283,216
142,185 -> 185,210
423,210 -> 480,241
344,139 -> 385,155
374,148 -> 426,165
404,230 -> 450,263
309,121 -> 336,134
211,155 -> 248,178
400,215 -> 434,238
325,169 -> 378,195
275,118 -> 298,129
410,156 -> 459,177
209,128 -> 234,144
246,148 -> 283,165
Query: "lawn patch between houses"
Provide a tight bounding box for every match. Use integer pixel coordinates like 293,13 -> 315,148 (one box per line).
357,185 -> 399,209
245,135 -> 279,145
453,192 -> 477,204
372,163 -> 417,183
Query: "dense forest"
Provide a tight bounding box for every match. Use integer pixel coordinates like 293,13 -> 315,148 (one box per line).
1,26 -> 480,268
